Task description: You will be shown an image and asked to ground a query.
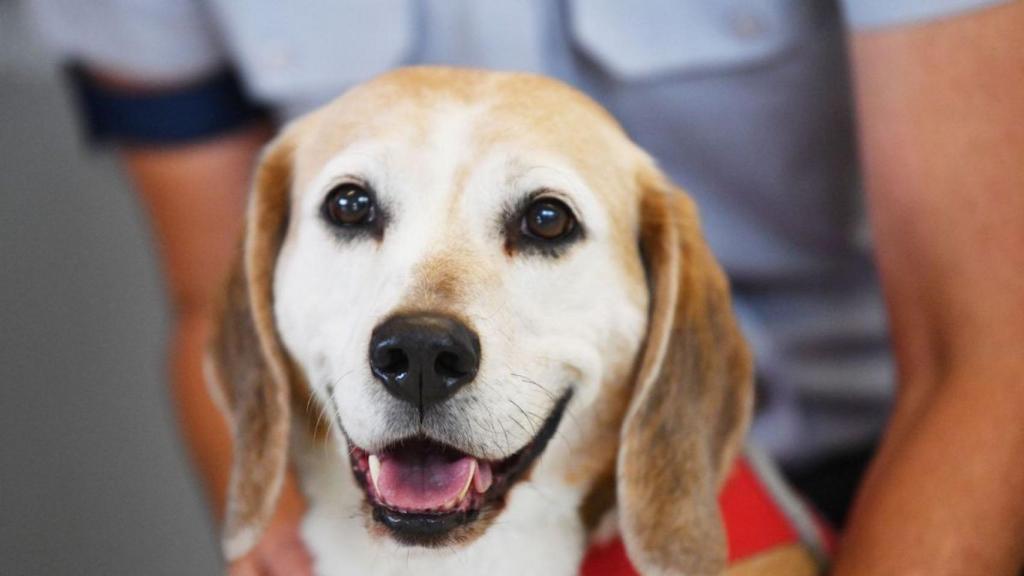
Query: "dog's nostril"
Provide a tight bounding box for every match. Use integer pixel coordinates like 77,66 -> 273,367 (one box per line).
435,350 -> 470,380
377,347 -> 409,376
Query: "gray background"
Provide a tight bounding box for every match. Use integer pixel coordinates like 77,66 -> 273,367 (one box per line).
1,1 -> 223,573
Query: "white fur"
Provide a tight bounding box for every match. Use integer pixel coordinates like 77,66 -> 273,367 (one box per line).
272,98 -> 648,575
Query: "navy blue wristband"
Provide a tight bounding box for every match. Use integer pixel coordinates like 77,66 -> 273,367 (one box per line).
66,64 -> 269,146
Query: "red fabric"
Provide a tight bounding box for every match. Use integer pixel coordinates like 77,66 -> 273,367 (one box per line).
719,458 -> 800,561
580,539 -> 638,576
579,457 -> 806,576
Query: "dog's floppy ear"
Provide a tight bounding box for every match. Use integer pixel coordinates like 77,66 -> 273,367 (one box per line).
617,164 -> 754,575
205,131 -> 297,561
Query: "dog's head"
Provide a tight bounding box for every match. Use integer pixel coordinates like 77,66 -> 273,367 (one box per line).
207,67 -> 752,574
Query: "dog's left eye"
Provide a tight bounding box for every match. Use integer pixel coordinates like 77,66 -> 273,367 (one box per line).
522,199 -> 576,241
505,195 -> 582,256
323,183 -> 376,227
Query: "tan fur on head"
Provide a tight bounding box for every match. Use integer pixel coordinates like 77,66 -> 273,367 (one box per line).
616,164 -> 755,575
206,130 -> 298,561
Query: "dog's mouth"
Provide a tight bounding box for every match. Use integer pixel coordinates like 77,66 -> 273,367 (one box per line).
346,391 -> 572,546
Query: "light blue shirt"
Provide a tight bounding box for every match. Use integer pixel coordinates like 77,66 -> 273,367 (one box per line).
32,0 -> 1010,464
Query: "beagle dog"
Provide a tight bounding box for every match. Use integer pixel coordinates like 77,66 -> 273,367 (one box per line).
207,67 -> 829,576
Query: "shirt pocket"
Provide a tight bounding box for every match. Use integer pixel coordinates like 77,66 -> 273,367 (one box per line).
214,0 -> 414,106
568,0 -> 803,81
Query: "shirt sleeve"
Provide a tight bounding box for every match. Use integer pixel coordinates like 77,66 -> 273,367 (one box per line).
841,0 -> 1013,30
29,0 -> 226,83
29,1 -> 268,146
65,65 -> 268,146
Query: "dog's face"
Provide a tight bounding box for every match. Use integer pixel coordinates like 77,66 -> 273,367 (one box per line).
272,70 -> 649,545
209,68 -> 753,574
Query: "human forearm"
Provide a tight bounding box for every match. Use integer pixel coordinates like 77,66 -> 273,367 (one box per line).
79,59 -> 311,572
119,125 -> 271,513
836,365 -> 1024,574
837,2 -> 1024,573
122,126 -> 312,573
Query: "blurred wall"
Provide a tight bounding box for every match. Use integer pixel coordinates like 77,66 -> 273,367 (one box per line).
1,1 -> 222,574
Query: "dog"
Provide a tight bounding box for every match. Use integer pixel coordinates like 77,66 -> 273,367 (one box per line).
206,67 -> 830,575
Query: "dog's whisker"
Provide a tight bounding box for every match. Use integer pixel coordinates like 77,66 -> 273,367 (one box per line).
506,413 -> 530,437
511,372 -> 558,402
507,399 -> 540,436
509,374 -> 581,453
304,391 -> 318,417
517,376 -> 585,440
497,418 -> 513,455
328,368 -> 357,394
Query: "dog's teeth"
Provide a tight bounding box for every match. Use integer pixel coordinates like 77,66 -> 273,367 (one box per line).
439,460 -> 477,511
368,454 -> 382,494
474,461 -> 493,493
455,460 -> 477,504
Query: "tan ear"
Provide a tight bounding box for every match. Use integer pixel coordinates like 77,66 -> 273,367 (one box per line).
617,165 -> 754,575
205,131 -> 297,561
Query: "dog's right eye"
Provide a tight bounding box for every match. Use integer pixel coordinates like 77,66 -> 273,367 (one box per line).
322,183 -> 376,228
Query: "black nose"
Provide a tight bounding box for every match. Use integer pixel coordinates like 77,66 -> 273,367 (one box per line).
369,314 -> 481,410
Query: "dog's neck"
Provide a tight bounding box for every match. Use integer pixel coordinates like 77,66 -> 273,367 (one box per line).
293,435 -> 590,576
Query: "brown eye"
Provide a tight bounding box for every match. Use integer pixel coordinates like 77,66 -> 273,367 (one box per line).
323,183 -> 375,227
522,198 -> 575,240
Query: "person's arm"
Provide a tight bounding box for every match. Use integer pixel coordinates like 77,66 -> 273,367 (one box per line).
118,123 -> 268,515
121,129 -> 313,576
30,0 -> 312,569
836,2 -> 1024,574
82,67 -> 311,574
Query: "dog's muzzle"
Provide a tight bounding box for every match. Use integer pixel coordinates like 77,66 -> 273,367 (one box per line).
343,313 -> 572,545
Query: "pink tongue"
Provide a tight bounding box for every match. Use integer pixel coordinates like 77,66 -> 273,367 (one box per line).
377,453 -> 475,511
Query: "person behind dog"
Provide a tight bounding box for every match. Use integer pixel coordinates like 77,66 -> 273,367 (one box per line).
31,1 -> 1024,574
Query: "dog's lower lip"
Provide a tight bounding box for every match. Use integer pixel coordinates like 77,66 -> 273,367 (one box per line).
372,507 -> 480,546
346,390 -> 573,545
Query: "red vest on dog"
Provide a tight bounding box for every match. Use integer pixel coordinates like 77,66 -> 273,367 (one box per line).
580,450 -> 834,575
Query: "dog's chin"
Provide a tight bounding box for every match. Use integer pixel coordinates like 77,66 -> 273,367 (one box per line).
346,392 -> 572,548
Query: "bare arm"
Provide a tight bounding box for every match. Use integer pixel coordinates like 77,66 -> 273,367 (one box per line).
119,126 -> 269,514
120,129 -> 312,575
82,66 -> 312,573
836,3 -> 1024,573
